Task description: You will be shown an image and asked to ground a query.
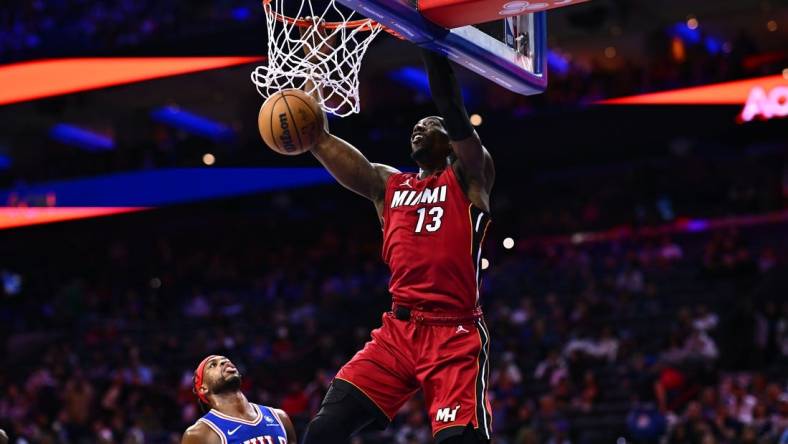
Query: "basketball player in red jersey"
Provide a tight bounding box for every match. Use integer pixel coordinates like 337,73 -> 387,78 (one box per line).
300,39 -> 495,444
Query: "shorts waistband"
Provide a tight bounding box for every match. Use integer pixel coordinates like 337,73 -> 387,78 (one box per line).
389,304 -> 483,325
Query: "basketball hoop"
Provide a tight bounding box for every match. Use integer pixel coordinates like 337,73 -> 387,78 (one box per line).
251,0 -> 386,117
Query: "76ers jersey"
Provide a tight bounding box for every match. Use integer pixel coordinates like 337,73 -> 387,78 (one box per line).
197,404 -> 287,444
382,166 -> 491,311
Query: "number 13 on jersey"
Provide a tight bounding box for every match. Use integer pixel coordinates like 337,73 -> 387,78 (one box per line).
415,206 -> 444,232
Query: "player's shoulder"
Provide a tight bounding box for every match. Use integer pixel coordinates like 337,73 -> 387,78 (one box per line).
259,405 -> 287,422
373,163 -> 400,176
377,166 -> 410,187
373,163 -> 401,184
268,407 -> 296,443
182,420 -> 222,444
269,407 -> 288,419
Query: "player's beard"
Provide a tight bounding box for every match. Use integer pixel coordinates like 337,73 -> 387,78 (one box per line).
212,374 -> 242,395
411,145 -> 433,163
411,131 -> 450,167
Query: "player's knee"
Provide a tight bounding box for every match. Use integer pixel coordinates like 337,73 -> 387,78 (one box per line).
436,424 -> 490,444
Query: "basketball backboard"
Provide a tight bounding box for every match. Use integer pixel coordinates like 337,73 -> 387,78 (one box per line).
336,0 -> 588,95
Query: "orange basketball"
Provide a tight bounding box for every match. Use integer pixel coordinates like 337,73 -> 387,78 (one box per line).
258,89 -> 324,156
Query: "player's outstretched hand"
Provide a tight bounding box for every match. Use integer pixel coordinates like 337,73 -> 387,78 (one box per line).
299,17 -> 337,63
297,17 -> 333,141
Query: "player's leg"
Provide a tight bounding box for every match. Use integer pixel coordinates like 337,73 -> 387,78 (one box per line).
302,379 -> 387,442
418,318 -> 493,444
304,314 -> 419,443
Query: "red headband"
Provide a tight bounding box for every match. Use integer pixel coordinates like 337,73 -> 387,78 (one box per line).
193,355 -> 219,404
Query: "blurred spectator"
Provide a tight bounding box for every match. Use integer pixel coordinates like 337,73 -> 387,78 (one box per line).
684,330 -> 719,362
534,349 -> 568,387
627,404 -> 666,444
395,408 -> 431,444
563,326 -> 619,363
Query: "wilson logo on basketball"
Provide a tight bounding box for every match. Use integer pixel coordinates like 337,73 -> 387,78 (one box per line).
278,113 -> 296,152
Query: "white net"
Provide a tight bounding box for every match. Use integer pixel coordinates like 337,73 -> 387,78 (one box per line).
251,0 -> 384,117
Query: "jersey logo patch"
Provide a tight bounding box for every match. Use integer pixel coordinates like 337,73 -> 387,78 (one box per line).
456,325 -> 469,334
400,178 -> 414,188
436,405 -> 461,423
227,425 -> 242,435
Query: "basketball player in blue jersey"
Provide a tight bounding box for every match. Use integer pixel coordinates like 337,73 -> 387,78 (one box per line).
181,355 -> 297,444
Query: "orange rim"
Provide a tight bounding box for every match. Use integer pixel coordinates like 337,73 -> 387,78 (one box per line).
260,0 -> 404,38
261,0 -> 378,31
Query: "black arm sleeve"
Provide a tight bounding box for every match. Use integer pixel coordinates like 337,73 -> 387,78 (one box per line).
420,49 -> 475,141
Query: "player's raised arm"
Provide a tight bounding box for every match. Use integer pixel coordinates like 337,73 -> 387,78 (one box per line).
299,18 -> 399,208
421,49 -> 494,193
312,133 -> 398,205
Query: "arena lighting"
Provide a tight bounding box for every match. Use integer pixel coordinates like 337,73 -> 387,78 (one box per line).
390,66 -> 433,94
203,153 -> 216,166
0,168 -> 334,207
50,124 -> 115,151
388,66 -> 473,104
598,74 -> 786,105
704,37 -> 722,55
0,207 -> 148,230
740,85 -> 788,122
0,168 -> 336,230
524,210 -> 788,247
481,258 -> 490,270
672,22 -> 701,44
669,22 -> 723,56
503,237 -> 515,249
683,219 -> 709,232
546,50 -> 570,76
151,107 -> 234,141
0,57 -> 264,106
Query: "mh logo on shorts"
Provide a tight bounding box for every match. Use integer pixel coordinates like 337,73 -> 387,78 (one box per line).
436,405 -> 461,423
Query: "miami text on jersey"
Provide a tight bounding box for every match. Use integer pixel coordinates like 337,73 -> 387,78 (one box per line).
390,185 -> 448,208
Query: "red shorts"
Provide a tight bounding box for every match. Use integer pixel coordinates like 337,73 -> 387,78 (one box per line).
335,308 -> 493,442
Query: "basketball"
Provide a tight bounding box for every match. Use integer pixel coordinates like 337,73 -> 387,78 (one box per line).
258,89 -> 324,156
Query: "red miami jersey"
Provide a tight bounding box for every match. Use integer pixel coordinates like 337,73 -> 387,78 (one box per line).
382,166 -> 491,311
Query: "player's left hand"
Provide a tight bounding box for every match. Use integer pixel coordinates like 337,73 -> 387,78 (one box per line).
299,17 -> 337,64
297,17 -> 332,139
